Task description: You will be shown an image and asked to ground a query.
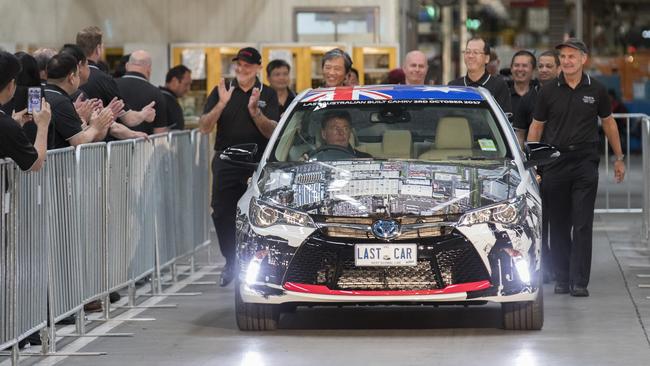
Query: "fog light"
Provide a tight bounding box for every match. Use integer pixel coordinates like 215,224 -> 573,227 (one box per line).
245,250 -> 268,285
504,248 -> 531,285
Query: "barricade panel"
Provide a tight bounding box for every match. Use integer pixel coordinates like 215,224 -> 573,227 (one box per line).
192,130 -> 211,250
46,147 -> 84,322
14,160 -> 48,340
0,159 -> 15,348
107,141 -> 132,291
128,139 -> 156,281
76,143 -> 108,301
171,131 -> 194,259
150,135 -> 177,268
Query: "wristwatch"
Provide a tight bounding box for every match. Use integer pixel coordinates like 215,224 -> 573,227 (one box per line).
615,154 -> 625,162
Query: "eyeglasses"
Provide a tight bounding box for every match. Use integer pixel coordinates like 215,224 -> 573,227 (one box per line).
462,49 -> 486,56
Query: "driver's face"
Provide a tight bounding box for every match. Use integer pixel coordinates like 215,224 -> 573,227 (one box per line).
321,117 -> 351,147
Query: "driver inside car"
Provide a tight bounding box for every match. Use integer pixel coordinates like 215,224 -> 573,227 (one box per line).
306,110 -> 372,160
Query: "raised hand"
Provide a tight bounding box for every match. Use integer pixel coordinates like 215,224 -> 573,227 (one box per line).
141,101 -> 156,122
247,87 -> 262,118
217,78 -> 234,107
106,97 -> 125,118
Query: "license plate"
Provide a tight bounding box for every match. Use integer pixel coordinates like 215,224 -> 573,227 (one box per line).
354,243 -> 417,267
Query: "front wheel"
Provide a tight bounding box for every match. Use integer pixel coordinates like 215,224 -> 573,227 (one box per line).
235,281 -> 280,331
501,276 -> 544,330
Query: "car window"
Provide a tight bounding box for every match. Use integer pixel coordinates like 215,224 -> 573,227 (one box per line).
271,100 -> 510,162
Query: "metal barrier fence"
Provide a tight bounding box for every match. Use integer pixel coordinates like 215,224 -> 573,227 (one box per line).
641,116 -> 650,242
192,130 -> 211,252
599,114 -> 650,213
0,159 -> 14,351
13,163 -> 49,345
1,129 -> 212,363
47,148 -> 85,324
77,143 -> 109,303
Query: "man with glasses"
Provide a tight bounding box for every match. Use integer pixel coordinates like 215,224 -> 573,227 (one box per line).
449,37 -> 511,115
199,47 -> 280,287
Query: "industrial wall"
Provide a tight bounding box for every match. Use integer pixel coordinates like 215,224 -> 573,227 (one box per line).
0,0 -> 399,47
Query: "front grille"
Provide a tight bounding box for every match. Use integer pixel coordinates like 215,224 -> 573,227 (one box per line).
284,232 -> 490,291
337,260 -> 437,290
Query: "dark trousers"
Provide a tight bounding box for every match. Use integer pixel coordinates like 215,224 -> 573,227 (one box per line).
211,156 -> 252,266
541,151 -> 599,287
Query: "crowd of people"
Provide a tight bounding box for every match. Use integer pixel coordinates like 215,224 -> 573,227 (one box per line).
0,27 -> 627,309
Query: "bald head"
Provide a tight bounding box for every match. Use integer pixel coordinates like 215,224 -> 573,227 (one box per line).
404,50 -> 428,85
126,50 -> 152,79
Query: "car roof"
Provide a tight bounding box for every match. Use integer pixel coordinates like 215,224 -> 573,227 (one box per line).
300,85 -> 486,103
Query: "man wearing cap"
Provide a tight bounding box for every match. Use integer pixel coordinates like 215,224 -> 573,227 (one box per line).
527,38 -> 625,297
449,37 -> 512,115
199,47 -> 280,287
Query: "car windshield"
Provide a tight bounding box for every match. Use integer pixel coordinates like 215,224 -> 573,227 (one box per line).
270,99 -> 511,163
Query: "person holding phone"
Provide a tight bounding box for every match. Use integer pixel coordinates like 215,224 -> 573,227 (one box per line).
0,51 -> 50,171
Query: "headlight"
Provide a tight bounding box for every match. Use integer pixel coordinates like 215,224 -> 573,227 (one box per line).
249,198 -> 314,228
458,196 -> 526,226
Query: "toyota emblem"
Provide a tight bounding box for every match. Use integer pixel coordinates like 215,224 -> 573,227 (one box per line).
371,219 -> 401,240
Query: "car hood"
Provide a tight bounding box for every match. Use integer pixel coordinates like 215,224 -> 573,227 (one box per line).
257,160 -> 521,217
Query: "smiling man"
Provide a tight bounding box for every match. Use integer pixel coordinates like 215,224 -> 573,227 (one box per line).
508,50 -> 537,120
527,38 -> 625,297
403,50 -> 428,85
199,46 -> 280,287
321,48 -> 352,88
449,37 -> 511,115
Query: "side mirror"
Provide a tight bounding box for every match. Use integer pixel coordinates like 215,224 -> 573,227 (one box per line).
219,143 -> 259,169
523,142 -> 560,169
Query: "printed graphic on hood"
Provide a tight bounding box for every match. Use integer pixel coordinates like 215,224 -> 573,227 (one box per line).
258,160 -> 520,217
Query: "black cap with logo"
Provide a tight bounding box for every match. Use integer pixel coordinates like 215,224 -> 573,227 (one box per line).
555,38 -> 589,54
232,47 -> 262,65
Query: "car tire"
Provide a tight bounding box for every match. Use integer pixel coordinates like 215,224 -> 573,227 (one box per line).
501,275 -> 544,330
235,281 -> 280,331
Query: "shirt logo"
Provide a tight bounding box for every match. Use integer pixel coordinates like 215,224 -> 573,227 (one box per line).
582,96 -> 595,104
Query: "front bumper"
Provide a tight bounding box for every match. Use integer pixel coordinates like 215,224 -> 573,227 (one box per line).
236,213 -> 541,305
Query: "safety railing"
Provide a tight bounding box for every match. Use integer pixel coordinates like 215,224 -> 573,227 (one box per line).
599,114 -> 649,213
1,129 -> 212,364
598,114 -> 649,243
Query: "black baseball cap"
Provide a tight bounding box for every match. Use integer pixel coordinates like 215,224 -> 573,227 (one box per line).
555,38 -> 589,54
232,47 -> 261,65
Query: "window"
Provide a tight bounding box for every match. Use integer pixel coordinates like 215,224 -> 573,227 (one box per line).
294,7 -> 379,43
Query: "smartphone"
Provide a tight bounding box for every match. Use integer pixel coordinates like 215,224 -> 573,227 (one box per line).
27,87 -> 42,114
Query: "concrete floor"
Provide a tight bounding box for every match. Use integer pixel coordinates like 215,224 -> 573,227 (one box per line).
2,213 -> 649,366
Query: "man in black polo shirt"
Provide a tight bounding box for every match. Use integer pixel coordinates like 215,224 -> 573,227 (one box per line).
76,27 -> 156,130
0,51 -> 50,171
528,38 -> 625,297
449,37 -> 512,115
514,50 -> 560,146
116,50 -> 168,135
199,47 -> 279,286
160,65 -> 192,130
44,53 -> 113,149
508,50 -> 537,123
